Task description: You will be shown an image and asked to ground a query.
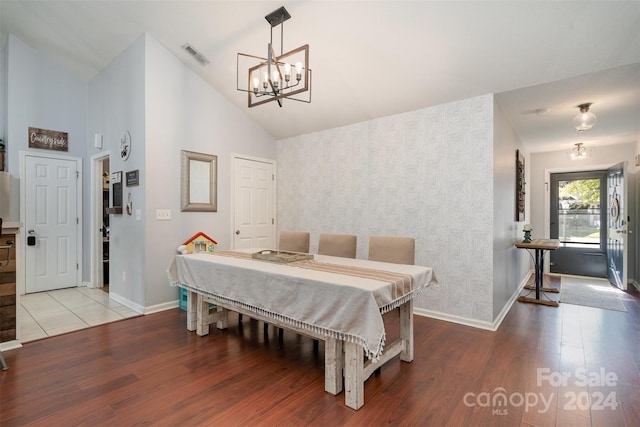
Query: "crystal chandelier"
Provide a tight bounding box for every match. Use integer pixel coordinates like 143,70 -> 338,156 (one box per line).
236,6 -> 311,108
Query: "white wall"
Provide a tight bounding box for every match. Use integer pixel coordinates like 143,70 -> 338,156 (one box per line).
143,34 -> 276,308
636,140 -> 640,286
4,35 -> 87,221
277,94 -> 497,324
493,99 -> 530,319
87,34 -> 146,306
530,142 -> 638,283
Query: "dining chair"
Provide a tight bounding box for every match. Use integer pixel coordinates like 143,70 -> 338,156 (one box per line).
317,233 -> 357,258
367,235 -> 415,376
278,231 -> 310,253
368,236 -> 415,265
242,230 -> 310,331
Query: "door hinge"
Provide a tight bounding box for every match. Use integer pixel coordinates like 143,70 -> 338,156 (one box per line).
77,263 -> 79,270
272,174 -> 274,181
272,218 -> 274,225
76,171 -> 79,179
77,218 -> 79,225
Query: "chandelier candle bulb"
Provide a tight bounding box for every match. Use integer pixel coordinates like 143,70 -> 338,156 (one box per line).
252,77 -> 259,94
284,63 -> 291,81
296,61 -> 302,80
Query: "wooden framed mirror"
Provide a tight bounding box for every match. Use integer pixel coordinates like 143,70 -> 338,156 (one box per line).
181,150 -> 217,212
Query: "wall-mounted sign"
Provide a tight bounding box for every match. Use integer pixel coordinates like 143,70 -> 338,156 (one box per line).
28,127 -> 68,152
126,170 -> 139,186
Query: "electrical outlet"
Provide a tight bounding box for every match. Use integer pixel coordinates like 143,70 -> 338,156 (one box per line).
135,209 -> 142,221
156,209 -> 171,220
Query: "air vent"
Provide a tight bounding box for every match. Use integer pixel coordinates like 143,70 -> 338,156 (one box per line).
181,43 -> 210,66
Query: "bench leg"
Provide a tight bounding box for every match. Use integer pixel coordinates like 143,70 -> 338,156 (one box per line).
186,290 -> 197,331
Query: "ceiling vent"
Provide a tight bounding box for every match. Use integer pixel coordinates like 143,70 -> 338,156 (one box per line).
182,44 -> 210,66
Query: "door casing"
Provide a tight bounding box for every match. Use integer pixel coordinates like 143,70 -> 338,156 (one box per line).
90,151 -> 110,288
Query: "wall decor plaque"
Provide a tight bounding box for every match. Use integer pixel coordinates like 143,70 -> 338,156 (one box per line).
516,149 -> 525,222
28,127 -> 68,151
126,170 -> 139,187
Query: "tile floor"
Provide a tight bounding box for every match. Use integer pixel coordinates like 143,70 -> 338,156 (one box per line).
20,287 -> 140,343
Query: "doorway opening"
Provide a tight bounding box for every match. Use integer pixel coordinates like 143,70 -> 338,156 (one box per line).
91,152 -> 110,290
549,170 -> 607,277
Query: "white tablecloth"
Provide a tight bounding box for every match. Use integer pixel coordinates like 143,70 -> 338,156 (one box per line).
167,249 -> 437,360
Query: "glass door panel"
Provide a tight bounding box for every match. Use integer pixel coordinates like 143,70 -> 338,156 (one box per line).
550,171 -> 606,277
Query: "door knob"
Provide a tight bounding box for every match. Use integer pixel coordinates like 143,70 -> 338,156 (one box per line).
28,229 -> 35,234
235,230 -> 240,235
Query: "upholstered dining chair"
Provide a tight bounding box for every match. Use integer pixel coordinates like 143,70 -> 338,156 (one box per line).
367,235 -> 415,376
368,236 -> 415,265
245,230 -> 310,331
317,233 -> 357,258
278,231 -> 310,253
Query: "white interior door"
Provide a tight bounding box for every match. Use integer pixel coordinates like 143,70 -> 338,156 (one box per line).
606,161 -> 628,290
25,155 -> 80,293
232,156 -> 275,249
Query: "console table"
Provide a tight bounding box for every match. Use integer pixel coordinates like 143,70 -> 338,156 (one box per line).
515,239 -> 560,307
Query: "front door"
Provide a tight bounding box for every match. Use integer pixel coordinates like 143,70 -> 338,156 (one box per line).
606,162 -> 628,290
550,170 -> 607,277
232,156 -> 275,249
24,154 -> 80,293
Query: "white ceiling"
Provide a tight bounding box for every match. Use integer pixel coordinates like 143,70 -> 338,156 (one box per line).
1,1 -> 639,152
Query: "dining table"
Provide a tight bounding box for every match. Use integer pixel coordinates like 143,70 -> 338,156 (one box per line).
167,248 -> 438,410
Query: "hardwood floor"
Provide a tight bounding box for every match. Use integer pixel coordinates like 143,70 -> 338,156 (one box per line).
2,276 -> 640,426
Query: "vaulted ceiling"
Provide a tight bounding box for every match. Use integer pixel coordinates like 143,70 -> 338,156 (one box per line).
1,1 -> 639,152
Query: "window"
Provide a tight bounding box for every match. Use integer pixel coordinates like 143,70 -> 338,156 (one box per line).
556,177 -> 601,245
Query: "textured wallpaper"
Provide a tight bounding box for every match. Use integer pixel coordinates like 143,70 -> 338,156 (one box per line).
277,94 -> 495,323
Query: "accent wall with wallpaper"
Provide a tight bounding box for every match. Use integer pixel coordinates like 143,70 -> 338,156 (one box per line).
277,93 -> 529,327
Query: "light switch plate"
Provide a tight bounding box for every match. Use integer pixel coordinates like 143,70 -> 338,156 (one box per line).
156,209 -> 171,220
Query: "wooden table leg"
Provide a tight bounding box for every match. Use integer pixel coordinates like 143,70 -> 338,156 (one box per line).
399,299 -> 414,362
324,337 -> 343,395
344,341 -> 364,410
196,293 -> 210,336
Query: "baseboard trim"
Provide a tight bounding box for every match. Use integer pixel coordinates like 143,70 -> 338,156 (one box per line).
144,300 -> 179,315
0,339 -> 23,351
108,292 -> 144,315
414,270 -> 534,332
413,308 -> 496,331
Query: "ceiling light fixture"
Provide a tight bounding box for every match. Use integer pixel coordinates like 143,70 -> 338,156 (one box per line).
236,6 -> 311,108
573,103 -> 597,132
570,142 -> 588,160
